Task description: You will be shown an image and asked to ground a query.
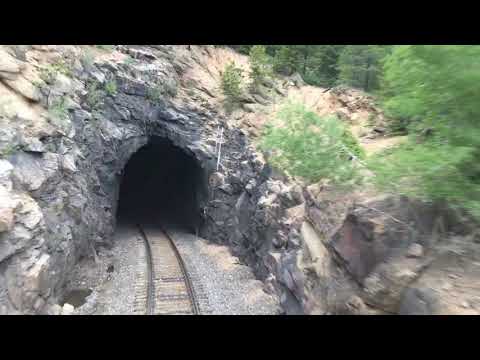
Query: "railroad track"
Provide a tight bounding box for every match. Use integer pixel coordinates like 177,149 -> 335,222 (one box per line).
133,224 -> 200,315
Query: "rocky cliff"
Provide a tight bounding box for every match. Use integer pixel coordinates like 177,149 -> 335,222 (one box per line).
0,45 -> 478,315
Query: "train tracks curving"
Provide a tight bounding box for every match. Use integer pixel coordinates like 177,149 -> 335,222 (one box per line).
133,224 -> 200,315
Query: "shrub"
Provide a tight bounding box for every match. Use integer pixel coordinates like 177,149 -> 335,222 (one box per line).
48,96 -> 69,122
39,59 -> 73,84
147,84 -> 163,103
85,81 -> 103,109
260,102 -> 364,186
105,79 -> 117,96
81,49 -> 95,69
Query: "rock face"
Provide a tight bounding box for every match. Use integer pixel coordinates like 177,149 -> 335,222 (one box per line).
0,45 -> 479,315
0,45 -> 288,314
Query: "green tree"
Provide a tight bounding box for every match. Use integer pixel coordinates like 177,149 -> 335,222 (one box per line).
229,45 -> 253,55
248,45 -> 273,89
302,45 -> 345,87
220,61 -> 244,110
337,45 -> 390,92
370,45 -> 480,219
272,46 -> 298,75
271,45 -> 344,87
260,102 -> 363,186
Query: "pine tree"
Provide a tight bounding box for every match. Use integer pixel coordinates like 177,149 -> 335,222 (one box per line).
337,45 -> 390,92
272,46 -> 298,75
370,45 -> 480,219
220,61 -> 244,111
260,102 -> 363,186
248,45 -> 272,89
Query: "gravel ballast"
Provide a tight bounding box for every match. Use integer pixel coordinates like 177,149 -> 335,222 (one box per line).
167,228 -> 282,315
66,222 -> 139,315
66,223 -> 281,315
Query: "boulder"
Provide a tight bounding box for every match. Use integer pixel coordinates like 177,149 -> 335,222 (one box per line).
242,103 -> 257,113
0,206 -> 14,233
5,252 -> 51,311
50,73 -> 74,95
300,221 -> 331,279
209,172 -> 224,187
20,137 -> 45,153
399,239 -> 480,315
3,77 -> 42,102
406,243 -> 424,258
289,73 -> 305,87
46,304 -> 62,315
11,152 -> 59,192
362,255 -> 429,313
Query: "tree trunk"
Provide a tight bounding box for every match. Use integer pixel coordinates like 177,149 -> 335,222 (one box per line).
364,58 -> 371,92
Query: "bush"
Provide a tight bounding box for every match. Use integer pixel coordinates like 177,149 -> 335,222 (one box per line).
39,59 -> 73,84
260,102 -> 364,186
85,81 -> 103,109
147,84 -> 163,103
81,49 -> 95,69
48,96 -> 69,122
220,61 -> 244,110
105,79 -> 117,96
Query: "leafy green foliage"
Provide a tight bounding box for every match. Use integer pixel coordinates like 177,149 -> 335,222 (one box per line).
248,45 -> 273,90
260,102 -> 363,186
371,45 -> 480,219
220,61 -> 244,110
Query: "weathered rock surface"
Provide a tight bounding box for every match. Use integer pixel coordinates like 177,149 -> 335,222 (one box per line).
0,45 -> 286,314
0,45 -> 478,315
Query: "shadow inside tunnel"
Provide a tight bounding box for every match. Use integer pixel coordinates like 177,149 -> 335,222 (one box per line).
116,136 -> 208,234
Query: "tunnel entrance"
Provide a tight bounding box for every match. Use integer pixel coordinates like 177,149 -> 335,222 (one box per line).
116,136 -> 208,233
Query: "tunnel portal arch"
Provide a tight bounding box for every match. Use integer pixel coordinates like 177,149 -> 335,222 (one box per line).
116,135 -> 210,234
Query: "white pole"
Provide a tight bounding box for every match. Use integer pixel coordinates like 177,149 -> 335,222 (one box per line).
216,127 -> 223,171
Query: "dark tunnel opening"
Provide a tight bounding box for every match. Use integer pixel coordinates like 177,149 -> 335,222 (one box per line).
116,136 -> 208,234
